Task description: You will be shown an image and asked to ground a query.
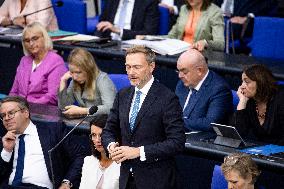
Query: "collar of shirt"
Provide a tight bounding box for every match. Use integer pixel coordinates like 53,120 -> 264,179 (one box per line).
190,70 -> 209,92
21,121 -> 37,137
32,60 -> 42,72
135,76 -> 154,96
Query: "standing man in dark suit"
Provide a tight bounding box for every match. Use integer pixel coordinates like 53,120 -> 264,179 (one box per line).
102,46 -> 185,189
95,0 -> 160,40
175,49 -> 233,131
0,96 -> 86,189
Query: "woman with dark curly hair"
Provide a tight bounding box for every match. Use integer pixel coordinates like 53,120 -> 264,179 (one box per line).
79,114 -> 120,189
221,152 -> 261,189
234,64 -> 284,145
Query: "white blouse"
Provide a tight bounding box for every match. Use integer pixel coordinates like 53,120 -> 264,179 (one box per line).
79,156 -> 120,189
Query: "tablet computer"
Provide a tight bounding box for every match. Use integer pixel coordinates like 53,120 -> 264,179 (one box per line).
211,123 -> 256,148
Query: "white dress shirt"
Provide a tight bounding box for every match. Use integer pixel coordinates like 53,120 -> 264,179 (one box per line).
1,121 -> 53,189
183,71 -> 209,110
161,0 -> 179,15
111,0 -> 135,40
221,0 -> 234,15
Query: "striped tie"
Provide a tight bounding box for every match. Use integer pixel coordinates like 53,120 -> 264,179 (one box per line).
129,90 -> 142,132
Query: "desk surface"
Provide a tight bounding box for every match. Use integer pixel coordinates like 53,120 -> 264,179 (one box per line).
1,35 -> 284,80
27,102 -> 284,174
185,132 -> 284,174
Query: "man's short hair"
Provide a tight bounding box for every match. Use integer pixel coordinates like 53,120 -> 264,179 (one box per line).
126,45 -> 155,64
0,96 -> 30,111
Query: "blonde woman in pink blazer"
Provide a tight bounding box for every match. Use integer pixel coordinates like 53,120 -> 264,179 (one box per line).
9,22 -> 67,105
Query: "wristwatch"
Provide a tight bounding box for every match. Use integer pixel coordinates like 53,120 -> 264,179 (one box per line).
62,179 -> 73,188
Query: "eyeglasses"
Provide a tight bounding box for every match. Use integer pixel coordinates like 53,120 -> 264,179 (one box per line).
89,133 -> 101,140
0,108 -> 23,121
224,154 -> 249,166
23,35 -> 42,44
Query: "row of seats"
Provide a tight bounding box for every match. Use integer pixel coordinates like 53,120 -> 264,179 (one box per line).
226,16 -> 284,60
53,1 -> 284,60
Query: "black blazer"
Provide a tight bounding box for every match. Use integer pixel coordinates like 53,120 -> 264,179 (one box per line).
0,121 -> 86,188
233,87 -> 284,145
102,80 -> 185,189
96,0 -> 160,40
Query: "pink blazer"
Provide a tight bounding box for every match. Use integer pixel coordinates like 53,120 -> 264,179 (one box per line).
9,51 -> 67,105
0,0 -> 58,31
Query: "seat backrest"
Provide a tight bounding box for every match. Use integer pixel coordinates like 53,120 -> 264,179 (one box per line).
108,74 -> 131,91
248,17 -> 284,60
52,0 -> 87,34
158,6 -> 170,35
211,165 -> 228,189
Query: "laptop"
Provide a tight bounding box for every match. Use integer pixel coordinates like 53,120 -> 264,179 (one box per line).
211,123 -> 257,148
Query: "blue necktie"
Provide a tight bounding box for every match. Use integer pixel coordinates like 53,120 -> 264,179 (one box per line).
183,88 -> 197,116
117,0 -> 128,29
129,90 -> 142,132
12,134 -> 26,186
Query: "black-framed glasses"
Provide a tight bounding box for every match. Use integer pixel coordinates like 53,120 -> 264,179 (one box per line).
0,108 -> 23,121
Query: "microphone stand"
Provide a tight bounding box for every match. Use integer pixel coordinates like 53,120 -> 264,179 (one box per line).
48,114 -> 91,189
23,5 -> 54,25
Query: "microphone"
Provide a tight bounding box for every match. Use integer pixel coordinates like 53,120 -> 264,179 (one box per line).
48,105 -> 98,188
23,1 -> 64,19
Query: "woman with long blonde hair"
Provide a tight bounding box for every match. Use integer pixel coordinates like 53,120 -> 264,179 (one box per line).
58,48 -> 116,117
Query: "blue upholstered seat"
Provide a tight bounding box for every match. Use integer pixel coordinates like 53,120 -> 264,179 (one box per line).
248,17 -> 284,60
108,74 -> 131,91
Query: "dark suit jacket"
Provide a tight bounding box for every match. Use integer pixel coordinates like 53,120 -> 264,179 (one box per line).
233,87 -> 284,145
96,0 -> 159,40
102,80 -> 185,189
0,121 -> 86,188
175,71 -> 233,132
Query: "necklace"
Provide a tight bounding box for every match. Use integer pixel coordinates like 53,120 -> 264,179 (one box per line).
255,102 -> 266,119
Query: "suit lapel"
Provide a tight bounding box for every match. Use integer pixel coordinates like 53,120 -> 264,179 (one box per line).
131,81 -> 158,133
184,71 -> 213,116
130,0 -> 140,27
22,58 -> 33,96
125,87 -> 135,133
110,0 -> 121,22
194,8 -> 208,42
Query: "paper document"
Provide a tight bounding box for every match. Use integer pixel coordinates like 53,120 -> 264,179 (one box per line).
0,27 -> 22,36
54,34 -> 99,41
122,38 -> 191,55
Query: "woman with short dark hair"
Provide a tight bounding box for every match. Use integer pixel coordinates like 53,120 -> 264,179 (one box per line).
234,64 -> 284,145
